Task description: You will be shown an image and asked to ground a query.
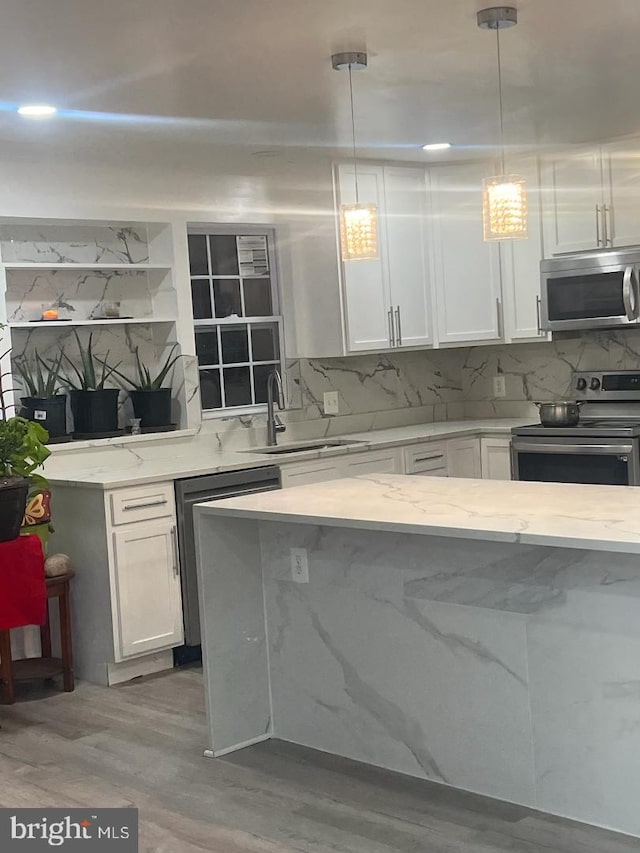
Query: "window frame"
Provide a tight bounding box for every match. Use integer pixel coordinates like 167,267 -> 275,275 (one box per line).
187,224 -> 286,419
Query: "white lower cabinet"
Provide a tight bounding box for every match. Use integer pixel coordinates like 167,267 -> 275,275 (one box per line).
342,448 -> 401,476
480,438 -> 513,480
280,459 -> 343,487
446,438 -> 482,478
112,519 -> 184,659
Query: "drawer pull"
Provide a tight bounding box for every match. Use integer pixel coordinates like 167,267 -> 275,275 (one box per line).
413,454 -> 445,463
123,498 -> 168,511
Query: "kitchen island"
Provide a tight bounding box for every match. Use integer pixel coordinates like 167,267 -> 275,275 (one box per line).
194,475 -> 640,838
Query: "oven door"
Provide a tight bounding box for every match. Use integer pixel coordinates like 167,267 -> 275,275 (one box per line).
540,263 -> 640,332
511,437 -> 640,486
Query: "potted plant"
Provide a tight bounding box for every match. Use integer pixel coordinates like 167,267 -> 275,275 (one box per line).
14,349 -> 68,439
62,331 -> 122,435
108,344 -> 181,429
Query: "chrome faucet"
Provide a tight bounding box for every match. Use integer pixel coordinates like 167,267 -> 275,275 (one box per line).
266,368 -> 286,446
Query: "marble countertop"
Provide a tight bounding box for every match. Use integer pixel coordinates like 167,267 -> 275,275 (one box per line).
195,474 -> 640,555
46,418 -> 529,489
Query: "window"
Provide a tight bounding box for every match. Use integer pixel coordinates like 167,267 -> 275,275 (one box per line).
187,229 -> 284,414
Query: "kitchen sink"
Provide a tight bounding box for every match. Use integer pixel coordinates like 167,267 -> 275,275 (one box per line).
244,439 -> 366,455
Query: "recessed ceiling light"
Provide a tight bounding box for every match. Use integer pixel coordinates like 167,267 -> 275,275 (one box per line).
17,104 -> 57,118
422,142 -> 452,151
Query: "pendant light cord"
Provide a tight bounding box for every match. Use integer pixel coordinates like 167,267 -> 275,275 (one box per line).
496,25 -> 506,175
348,63 -> 360,203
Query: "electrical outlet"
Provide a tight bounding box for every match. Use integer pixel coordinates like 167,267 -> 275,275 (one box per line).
290,548 -> 309,583
493,375 -> 506,398
323,391 -> 340,415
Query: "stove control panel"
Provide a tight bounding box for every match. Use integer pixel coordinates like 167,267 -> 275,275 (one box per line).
574,371 -> 640,400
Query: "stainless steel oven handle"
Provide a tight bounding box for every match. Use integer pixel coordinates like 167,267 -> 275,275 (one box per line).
623,265 -> 638,320
513,441 -> 634,456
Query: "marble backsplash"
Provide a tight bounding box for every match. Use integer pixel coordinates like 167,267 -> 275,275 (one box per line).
460,328 -> 640,418
0,224 -> 149,264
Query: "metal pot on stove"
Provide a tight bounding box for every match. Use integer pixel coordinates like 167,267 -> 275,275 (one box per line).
535,401 -> 583,427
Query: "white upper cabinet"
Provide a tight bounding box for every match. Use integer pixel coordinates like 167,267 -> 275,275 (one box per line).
501,156 -> 549,342
542,140 -> 640,255
603,139 -> 640,249
430,162 -> 503,345
336,163 -> 433,353
382,166 -> 433,349
541,147 -> 603,255
337,164 -> 392,352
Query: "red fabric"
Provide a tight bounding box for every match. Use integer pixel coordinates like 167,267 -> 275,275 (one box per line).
0,535 -> 47,630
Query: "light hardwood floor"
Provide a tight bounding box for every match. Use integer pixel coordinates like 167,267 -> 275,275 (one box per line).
0,668 -> 636,853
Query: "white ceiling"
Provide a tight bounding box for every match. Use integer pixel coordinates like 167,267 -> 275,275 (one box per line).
1,0 -> 639,162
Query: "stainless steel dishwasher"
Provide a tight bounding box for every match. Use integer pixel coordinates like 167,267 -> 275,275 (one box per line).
174,466 -> 281,664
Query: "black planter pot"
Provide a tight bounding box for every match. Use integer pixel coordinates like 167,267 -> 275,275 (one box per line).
130,388 -> 172,428
70,389 -> 120,434
20,395 -> 67,439
0,478 -> 29,542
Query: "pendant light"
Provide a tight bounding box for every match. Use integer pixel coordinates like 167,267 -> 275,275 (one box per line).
478,6 -> 528,241
332,51 -> 379,261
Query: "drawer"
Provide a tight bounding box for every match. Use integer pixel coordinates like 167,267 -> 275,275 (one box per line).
343,449 -> 401,476
109,482 -> 175,526
404,441 -> 448,475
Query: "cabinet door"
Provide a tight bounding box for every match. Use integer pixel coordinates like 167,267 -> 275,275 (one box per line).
446,438 -> 482,479
112,520 -> 184,659
430,162 -> 503,344
541,148 -> 604,255
337,164 -> 392,352
342,448 -> 401,477
501,157 -> 549,342
383,166 -> 433,348
604,139 -> 640,249
281,460 -> 342,488
480,438 -> 512,481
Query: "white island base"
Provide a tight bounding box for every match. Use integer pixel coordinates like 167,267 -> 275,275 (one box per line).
194,475 -> 640,839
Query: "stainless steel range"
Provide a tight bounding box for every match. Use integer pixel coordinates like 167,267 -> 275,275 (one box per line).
511,371 -> 640,486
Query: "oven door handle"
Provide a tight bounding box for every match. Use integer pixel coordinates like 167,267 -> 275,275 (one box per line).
513,441 -> 634,456
622,265 -> 639,320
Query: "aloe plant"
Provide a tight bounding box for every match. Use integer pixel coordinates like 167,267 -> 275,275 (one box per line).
14,349 -> 65,398
107,344 -> 181,391
62,331 -> 121,391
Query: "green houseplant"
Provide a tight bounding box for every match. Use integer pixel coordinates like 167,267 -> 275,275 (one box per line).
14,349 -> 68,439
62,331 -> 122,435
108,344 -> 181,429
0,358 -> 51,542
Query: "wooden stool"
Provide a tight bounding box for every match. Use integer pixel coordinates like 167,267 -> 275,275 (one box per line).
0,568 -> 75,704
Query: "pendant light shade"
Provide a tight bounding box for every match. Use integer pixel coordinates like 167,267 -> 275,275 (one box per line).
339,202 -> 379,261
333,51 -> 379,262
478,7 -> 528,242
482,174 -> 527,241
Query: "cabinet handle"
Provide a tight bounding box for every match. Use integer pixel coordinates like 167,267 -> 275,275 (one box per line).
596,205 -> 602,246
603,204 -> 612,246
536,295 -> 542,335
123,498 -> 168,511
395,306 -> 402,346
496,298 -> 503,339
170,525 -> 180,577
413,454 -> 445,463
388,307 -> 395,347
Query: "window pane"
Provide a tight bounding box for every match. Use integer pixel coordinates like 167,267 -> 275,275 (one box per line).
191,280 -> 212,319
200,369 -> 222,409
195,329 -> 219,366
253,363 -> 278,404
213,279 -> 242,318
221,326 -> 249,364
224,367 -> 252,406
188,235 -> 209,276
251,324 -> 279,361
209,235 -> 239,276
243,277 -> 273,316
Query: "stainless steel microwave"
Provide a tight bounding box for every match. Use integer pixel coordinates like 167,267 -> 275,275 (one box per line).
540,248 -> 640,332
